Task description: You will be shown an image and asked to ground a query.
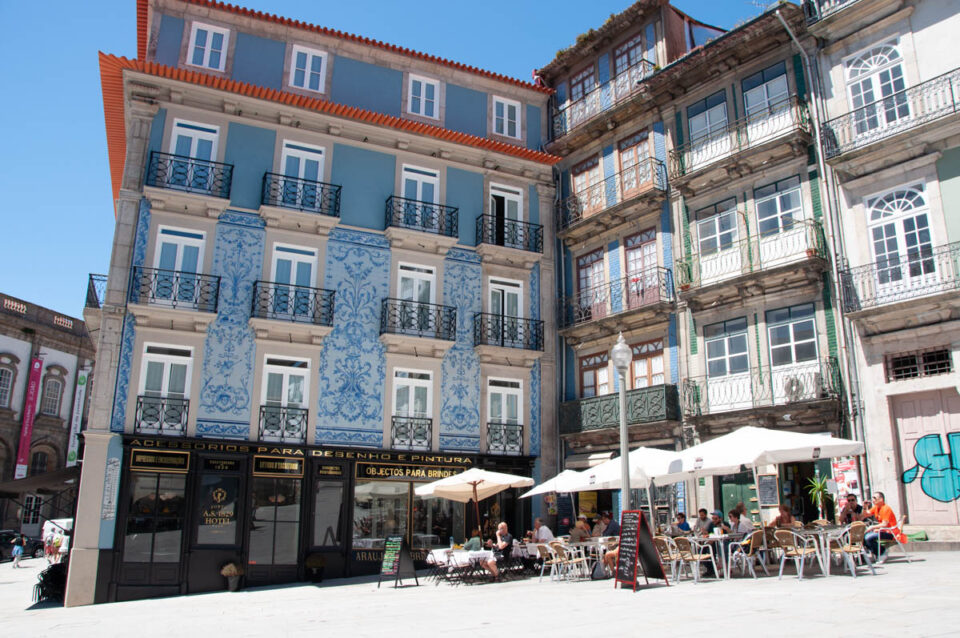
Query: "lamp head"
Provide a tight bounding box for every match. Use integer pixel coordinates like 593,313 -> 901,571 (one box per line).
610,332 -> 631,373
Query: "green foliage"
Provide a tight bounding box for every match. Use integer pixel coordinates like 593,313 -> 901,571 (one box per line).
806,475 -> 832,514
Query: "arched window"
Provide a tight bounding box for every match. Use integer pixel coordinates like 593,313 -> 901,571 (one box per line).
845,42 -> 908,133
0,366 -> 12,409
40,377 -> 63,416
30,451 -> 49,475
865,184 -> 935,288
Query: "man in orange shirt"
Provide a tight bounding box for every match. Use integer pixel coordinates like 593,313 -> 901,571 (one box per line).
863,491 -> 906,563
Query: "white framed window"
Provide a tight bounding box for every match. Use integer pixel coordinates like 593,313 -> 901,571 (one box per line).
288,45 -> 327,93
169,119 -> 219,162
23,495 -> 42,524
489,277 -> 522,319
844,41 -> 908,134
492,96 -> 521,139
393,369 -> 433,417
742,61 -> 789,119
0,366 -> 12,408
269,244 -> 318,318
631,339 -> 664,389
705,317 -> 749,378
688,91 -> 728,143
755,176 -> 803,237
140,345 -> 193,400
154,226 -> 205,274
402,165 -> 439,204
398,263 -> 436,304
866,183 -> 936,288
696,199 -> 738,256
187,22 -> 229,72
766,304 -> 818,368
408,75 -> 439,119
262,357 -> 309,409
40,378 -> 63,416
490,184 -> 523,222
488,378 -> 522,425
580,352 -> 610,398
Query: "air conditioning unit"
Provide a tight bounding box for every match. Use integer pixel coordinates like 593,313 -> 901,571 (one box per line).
783,376 -> 805,403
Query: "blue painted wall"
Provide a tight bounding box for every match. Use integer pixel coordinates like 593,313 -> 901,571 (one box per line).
331,144 -> 396,231
607,239 -> 621,315
564,344 -> 576,400
231,33 -> 285,90
445,84 -> 487,138
155,14 -> 184,67
446,167 -> 484,246
526,105 -> 542,151
330,57 -> 403,117
528,184 -> 540,226
224,123 -> 276,210
145,109 -> 167,185
597,53 -> 612,110
668,315 -> 679,384
602,144 -> 617,207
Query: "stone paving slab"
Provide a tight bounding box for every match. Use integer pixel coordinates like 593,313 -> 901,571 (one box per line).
0,552 -> 957,637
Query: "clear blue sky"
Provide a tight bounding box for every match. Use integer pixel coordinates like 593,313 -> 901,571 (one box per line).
0,0 -> 766,319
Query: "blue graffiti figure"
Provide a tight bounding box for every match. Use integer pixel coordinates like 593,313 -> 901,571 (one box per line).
901,433 -> 960,503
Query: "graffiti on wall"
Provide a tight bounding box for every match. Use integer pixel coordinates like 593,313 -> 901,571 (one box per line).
901,433 -> 960,502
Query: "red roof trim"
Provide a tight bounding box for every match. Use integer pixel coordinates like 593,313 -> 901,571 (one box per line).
135,0 -> 552,95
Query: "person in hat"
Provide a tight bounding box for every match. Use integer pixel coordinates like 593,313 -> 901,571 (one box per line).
704,510 -> 730,537
569,516 -> 591,543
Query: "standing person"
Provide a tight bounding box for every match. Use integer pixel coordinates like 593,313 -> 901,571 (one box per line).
44,528 -> 55,564
10,534 -> 25,568
863,492 -> 906,563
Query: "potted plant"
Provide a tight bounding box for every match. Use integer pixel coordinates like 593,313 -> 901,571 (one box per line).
305,553 -> 326,583
806,475 -> 832,520
220,562 -> 244,591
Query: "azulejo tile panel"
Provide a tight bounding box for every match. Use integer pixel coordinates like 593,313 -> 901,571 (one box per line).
529,262 -> 541,322
439,254 -> 482,451
530,360 -> 541,456
110,313 -> 138,433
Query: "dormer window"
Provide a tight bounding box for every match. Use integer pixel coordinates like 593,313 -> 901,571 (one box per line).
408,75 -> 439,119
188,22 -> 229,72
289,45 -> 327,93
492,97 -> 522,139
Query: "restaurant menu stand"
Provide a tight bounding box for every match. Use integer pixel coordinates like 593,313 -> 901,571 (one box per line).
378,535 -> 419,589
614,510 -> 668,592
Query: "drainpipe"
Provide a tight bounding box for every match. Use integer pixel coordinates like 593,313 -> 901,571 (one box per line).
553,163 -> 565,480
775,9 -> 872,497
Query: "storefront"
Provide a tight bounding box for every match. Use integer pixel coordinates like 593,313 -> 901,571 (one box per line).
110,436 -> 534,601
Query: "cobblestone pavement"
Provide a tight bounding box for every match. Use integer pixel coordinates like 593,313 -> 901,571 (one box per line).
1,552 -> 957,637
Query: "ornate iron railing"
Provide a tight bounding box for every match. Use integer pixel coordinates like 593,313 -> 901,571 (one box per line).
473,313 -> 544,351
86,274 -> 107,309
475,214 -> 543,253
145,151 -> 233,198
380,298 -> 457,341
669,97 -> 810,180
128,266 -> 220,313
261,172 -> 342,217
681,357 -> 840,418
552,59 -> 656,139
134,395 -> 188,436
839,240 -> 960,313
558,267 -> 674,329
803,0 -> 866,23
391,415 -> 432,451
677,220 -> 827,289
250,280 -> 335,326
487,422 -> 523,455
384,195 -> 458,237
821,68 -> 960,159
557,158 -> 667,232
258,405 -> 308,444
559,384 -> 681,435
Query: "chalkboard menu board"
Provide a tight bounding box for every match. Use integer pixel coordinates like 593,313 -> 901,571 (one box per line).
615,510 -> 668,591
757,473 -> 780,507
378,535 -> 419,588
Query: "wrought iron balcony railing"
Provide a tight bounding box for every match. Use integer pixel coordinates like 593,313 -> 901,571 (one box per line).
250,280 -> 335,326
380,298 -> 457,341
259,405 -> 308,444
821,68 -> 960,159
678,220 -> 827,289
391,415 -> 432,451
559,384 -> 681,435
803,0 -> 866,23
145,151 -> 233,198
135,395 -> 188,436
487,422 -> 523,455
129,266 -> 220,313
86,274 -> 107,309
557,158 -> 667,232
261,172 -> 342,216
552,59 -> 656,139
473,313 -> 544,351
681,357 -> 840,418
840,240 -> 960,313
669,97 -> 810,180
476,214 -> 543,253
384,195 -> 458,237
558,267 -> 674,330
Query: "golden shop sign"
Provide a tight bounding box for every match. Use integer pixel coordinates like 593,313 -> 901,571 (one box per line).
130,449 -> 190,473
252,455 -> 304,478
355,462 -> 468,481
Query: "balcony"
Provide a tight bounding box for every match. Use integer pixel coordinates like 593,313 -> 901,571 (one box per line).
258,405 -> 308,444
83,273 -> 107,334
486,422 -> 523,456
557,158 -> 667,246
145,151 -> 233,199
821,69 -> 960,164
391,415 -> 432,451
549,59 -> 656,151
383,195 -> 459,254
558,267 -> 674,346
669,97 -> 810,195
678,220 -> 829,310
134,395 -> 188,436
379,298 -> 457,357
128,267 -> 220,332
475,214 -> 543,268
681,358 -> 841,432
260,172 -> 341,234
473,313 -> 544,366
803,0 -> 902,39
840,241 -> 960,328
559,384 -> 681,446
249,280 -> 335,344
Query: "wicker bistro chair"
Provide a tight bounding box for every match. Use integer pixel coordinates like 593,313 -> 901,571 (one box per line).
829,522 -> 876,578
727,530 -> 770,579
536,543 -> 563,582
673,537 -> 718,584
653,536 -> 681,583
774,529 -> 824,581
877,513 -> 911,564
549,541 -> 590,580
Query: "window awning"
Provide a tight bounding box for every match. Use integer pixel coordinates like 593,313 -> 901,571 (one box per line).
0,466 -> 80,498
564,451 -> 615,470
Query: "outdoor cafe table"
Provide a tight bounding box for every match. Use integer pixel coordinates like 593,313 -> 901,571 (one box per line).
689,534 -> 744,579
795,525 -> 847,576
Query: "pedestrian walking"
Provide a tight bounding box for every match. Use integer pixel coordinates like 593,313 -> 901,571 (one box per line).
11,534 -> 25,568
44,529 -> 55,564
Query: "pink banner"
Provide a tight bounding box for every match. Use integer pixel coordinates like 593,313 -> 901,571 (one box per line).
14,357 -> 43,479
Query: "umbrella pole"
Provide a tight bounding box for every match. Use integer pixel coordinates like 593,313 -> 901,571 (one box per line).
473,483 -> 482,537
752,464 -> 768,552
646,481 -> 656,530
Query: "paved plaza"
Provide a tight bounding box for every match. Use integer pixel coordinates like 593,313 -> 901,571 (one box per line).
1,551 -> 958,637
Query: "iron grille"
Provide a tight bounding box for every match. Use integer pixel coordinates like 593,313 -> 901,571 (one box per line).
261,172 -> 342,216
258,405 -> 308,444
473,314 -> 543,351
135,395 -> 188,436
486,422 -> 523,455
558,267 -> 674,329
86,274 -> 107,309
384,195 -> 458,237
145,151 -> 233,199
391,415 -> 431,451
129,266 -> 220,313
251,280 -> 335,326
556,157 -> 667,232
475,214 -> 543,253
380,298 -> 456,341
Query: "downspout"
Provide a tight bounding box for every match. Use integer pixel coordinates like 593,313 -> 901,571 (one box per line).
775,9 -> 872,496
553,162 -> 565,480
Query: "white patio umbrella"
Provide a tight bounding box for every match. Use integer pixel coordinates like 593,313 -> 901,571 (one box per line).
414,468 -> 534,533
519,469 -> 585,499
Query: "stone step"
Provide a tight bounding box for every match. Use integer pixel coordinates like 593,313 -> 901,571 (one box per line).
903,541 -> 960,552
903,524 -> 960,542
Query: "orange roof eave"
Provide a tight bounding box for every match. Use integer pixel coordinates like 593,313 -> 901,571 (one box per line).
99,53 -> 561,210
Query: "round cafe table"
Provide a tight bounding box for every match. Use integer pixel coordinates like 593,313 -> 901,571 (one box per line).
689,534 -> 744,579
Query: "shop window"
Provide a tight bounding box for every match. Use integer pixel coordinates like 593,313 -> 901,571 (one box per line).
353,481 -> 410,549
196,472 -> 241,546
123,473 -> 187,563
312,480 -> 345,547
249,478 -> 301,567
412,492 -> 461,548
886,348 -> 953,382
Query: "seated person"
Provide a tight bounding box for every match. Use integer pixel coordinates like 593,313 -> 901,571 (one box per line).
484,522 -> 513,581
704,510 -> 730,537
527,517 -> 554,543
603,546 -> 619,574
602,511 -> 620,537
463,528 -> 483,551
692,508 -> 711,536
591,515 -> 606,537
728,509 -> 754,536
568,518 -> 592,543
863,492 -> 906,563
767,504 -> 795,528
665,512 -> 691,536
837,493 -> 864,525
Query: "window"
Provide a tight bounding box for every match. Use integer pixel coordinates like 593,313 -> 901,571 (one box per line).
30,452 -> 49,475
488,378 -> 522,425
755,176 -> 803,237
40,378 -> 62,416
493,97 -> 521,139
188,22 -> 229,71
289,45 -> 327,93
845,42 -> 908,134
152,227 -> 206,305
489,183 -> 525,249
705,318 -> 749,378
766,303 -> 818,368
278,141 -> 326,210
393,369 -> 433,418
696,199 -> 738,256
489,277 -> 523,346
270,244 -> 317,319
23,495 -> 42,525
169,119 -> 219,162
570,66 -> 596,103
396,263 -> 437,334
632,339 -> 664,389
742,61 -> 789,119
866,184 -> 935,288
577,248 -> 605,298
0,366 -> 13,409
580,353 -> 610,398
618,131 -> 652,196
886,348 -> 953,381
402,165 -> 439,204
615,34 -> 646,77
408,75 -> 439,119
572,157 -> 604,215
312,478 -> 345,547
138,345 -> 192,432
625,229 -> 659,308
249,477 -> 301,568
261,357 -> 309,442
124,473 -> 187,563
688,91 -> 728,143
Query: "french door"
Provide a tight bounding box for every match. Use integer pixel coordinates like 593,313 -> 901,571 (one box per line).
168,120 -> 219,191
625,229 -> 658,308
270,245 -> 316,320
489,278 -> 522,347
154,228 -> 204,303
280,141 -> 324,210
